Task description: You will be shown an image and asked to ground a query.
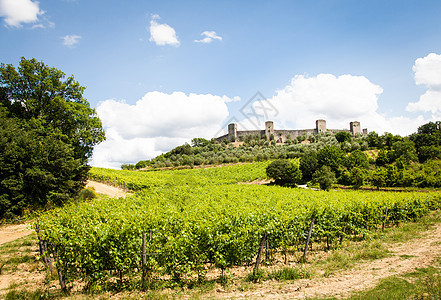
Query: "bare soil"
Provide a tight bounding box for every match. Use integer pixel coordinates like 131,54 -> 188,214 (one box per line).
86,180 -> 130,198
0,223 -> 33,246
213,222 -> 441,299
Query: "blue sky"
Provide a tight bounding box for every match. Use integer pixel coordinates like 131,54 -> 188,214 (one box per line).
1,0 -> 441,168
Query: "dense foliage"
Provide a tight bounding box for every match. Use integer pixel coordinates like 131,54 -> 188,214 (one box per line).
38,163 -> 441,289
266,159 -> 301,185
0,58 -> 105,219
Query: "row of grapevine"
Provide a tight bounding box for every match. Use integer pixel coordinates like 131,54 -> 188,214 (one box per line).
37,183 -> 441,287
88,161 -> 271,190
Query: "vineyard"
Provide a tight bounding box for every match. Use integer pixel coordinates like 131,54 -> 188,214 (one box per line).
88,161 -> 271,190
37,162 -> 441,290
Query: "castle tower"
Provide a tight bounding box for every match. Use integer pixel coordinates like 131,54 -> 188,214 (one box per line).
316,119 -> 326,134
265,121 -> 274,140
350,121 -> 361,135
228,123 -> 237,141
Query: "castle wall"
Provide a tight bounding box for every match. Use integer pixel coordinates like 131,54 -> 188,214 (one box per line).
236,130 -> 265,140
272,129 -> 316,142
214,120 -> 366,143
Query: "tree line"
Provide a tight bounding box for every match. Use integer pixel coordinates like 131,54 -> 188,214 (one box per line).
127,122 -> 441,190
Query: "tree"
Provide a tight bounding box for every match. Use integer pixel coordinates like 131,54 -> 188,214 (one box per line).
335,131 -> 352,143
410,121 -> 441,161
266,159 -> 302,186
390,140 -> 418,163
370,167 -> 387,190
375,149 -> 389,166
317,145 -> 345,172
312,165 -> 336,191
366,131 -> 381,148
300,151 -> 318,182
350,167 -> 364,188
0,58 -> 105,218
418,145 -> 441,163
345,150 -> 369,169
191,138 -> 211,148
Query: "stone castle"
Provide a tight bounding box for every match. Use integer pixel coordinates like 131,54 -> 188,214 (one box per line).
215,120 -> 367,143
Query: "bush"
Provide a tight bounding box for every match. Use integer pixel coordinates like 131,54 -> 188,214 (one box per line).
266,159 -> 302,186
77,188 -> 97,201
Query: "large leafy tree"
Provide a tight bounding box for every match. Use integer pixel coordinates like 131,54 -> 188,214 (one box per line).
0,58 -> 105,219
316,145 -> 345,172
410,121 -> 441,162
266,159 -> 302,186
335,131 -> 352,144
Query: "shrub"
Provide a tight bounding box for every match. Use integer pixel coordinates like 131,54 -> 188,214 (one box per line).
266,159 -> 302,186
77,188 -> 97,201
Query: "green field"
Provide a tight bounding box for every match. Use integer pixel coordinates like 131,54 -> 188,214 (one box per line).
37,162 -> 441,289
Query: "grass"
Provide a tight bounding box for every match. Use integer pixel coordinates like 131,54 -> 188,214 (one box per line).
308,265 -> 441,300
346,263 -> 441,300
0,233 -> 39,274
316,240 -> 391,277
244,266 -> 311,283
4,288 -> 50,300
313,210 -> 441,278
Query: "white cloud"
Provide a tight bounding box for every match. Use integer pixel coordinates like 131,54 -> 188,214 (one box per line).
148,14 -> 180,46
91,91 -> 232,168
194,31 -> 222,43
406,53 -> 441,115
0,0 -> 44,27
61,35 -> 81,48
249,73 -> 426,136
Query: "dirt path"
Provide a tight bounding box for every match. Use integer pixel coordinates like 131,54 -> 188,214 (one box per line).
86,180 -> 130,198
0,223 -> 33,246
217,222 -> 441,299
0,182 -> 126,246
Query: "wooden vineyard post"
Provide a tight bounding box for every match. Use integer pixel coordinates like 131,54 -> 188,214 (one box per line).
35,224 -> 44,256
38,239 -> 54,275
52,248 -> 67,292
339,226 -> 346,245
283,247 -> 287,264
265,237 -> 269,261
340,216 -> 348,245
141,232 -> 147,289
302,218 -> 315,262
253,232 -> 267,275
382,207 -> 389,231
35,224 -> 53,273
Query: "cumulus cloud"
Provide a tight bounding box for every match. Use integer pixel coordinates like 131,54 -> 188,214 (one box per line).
91,91 -> 232,168
148,14 -> 180,46
264,74 -> 383,128
0,0 -> 44,27
406,53 -> 441,115
194,31 -> 222,43
61,35 -> 81,48
249,73 -> 426,136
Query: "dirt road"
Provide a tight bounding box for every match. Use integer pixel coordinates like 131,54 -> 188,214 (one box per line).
86,180 -> 129,198
0,223 -> 32,246
0,181 -> 127,246
217,222 -> 441,299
